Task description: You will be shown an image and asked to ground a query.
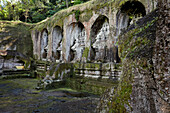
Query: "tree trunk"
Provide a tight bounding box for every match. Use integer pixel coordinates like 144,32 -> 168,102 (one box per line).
66,0 -> 69,8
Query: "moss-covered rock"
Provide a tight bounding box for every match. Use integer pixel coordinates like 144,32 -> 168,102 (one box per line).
96,10 -> 158,112
0,21 -> 33,57
82,47 -> 89,61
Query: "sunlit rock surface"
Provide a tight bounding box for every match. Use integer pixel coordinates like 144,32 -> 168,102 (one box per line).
52,26 -> 63,62
41,29 -> 48,60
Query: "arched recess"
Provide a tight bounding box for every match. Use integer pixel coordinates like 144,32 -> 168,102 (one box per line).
115,0 -> 146,63
40,28 -> 48,60
66,22 -> 86,62
116,0 -> 146,36
52,26 -> 63,62
89,15 -> 109,62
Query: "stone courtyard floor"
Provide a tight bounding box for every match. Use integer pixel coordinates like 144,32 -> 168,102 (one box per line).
0,78 -> 99,113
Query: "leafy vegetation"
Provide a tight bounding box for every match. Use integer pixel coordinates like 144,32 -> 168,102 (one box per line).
0,0 -> 89,23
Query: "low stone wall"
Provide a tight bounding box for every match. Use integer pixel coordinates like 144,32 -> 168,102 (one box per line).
38,62 -> 121,95
74,63 -> 121,80
65,78 -> 118,95
70,63 -> 121,95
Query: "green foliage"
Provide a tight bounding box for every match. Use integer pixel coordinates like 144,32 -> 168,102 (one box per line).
75,10 -> 80,21
32,12 -> 46,23
0,0 -> 88,23
108,60 -> 133,112
82,47 -> 89,60
46,10 -> 57,17
73,0 -> 84,5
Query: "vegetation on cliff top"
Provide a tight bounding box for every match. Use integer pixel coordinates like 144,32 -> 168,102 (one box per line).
0,0 -> 89,23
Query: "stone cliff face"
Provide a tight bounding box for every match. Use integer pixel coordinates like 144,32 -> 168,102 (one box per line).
96,0 -> 169,113
31,0 -> 157,63
97,9 -> 158,113
152,0 -> 169,112
0,21 -> 33,71
1,0 -> 169,112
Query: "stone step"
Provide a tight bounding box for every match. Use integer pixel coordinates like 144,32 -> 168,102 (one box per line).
0,35 -> 11,40
75,72 -> 120,76
37,66 -> 45,69
0,36 -> 16,44
75,68 -> 121,72
75,69 -> 121,75
36,66 -> 50,70
2,69 -> 30,75
75,74 -> 119,79
36,68 -> 45,72
0,38 -> 17,50
0,73 -> 31,79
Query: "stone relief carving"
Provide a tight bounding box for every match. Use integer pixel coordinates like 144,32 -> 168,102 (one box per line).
52,27 -> 63,62
92,21 -> 109,61
66,23 -> 86,62
71,28 -> 86,62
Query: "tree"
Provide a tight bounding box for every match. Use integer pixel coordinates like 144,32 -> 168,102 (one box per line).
0,0 -> 89,23
66,0 -> 69,8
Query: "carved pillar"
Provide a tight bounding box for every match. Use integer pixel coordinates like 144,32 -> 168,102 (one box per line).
47,28 -> 53,61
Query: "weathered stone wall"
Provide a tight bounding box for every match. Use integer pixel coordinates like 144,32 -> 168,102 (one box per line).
152,0 -> 170,112
31,0 -> 157,63
0,21 -> 33,56
96,0 -> 170,112
74,63 -> 121,80
118,10 -> 158,113
36,62 -> 120,95
0,21 -> 33,71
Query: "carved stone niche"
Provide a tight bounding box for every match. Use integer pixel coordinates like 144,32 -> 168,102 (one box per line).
66,22 -> 86,62
116,0 -> 146,34
92,21 -> 109,62
71,28 -> 86,62
52,26 -> 63,62
89,15 -> 110,62
114,1 -> 146,63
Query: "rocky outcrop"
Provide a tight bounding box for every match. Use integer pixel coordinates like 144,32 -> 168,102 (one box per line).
96,9 -> 158,112
31,0 -> 157,63
0,21 -> 33,72
152,0 -> 170,112
1,0 -> 169,112
96,0 -> 169,112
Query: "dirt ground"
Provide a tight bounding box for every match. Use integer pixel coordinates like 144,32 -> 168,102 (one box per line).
0,78 -> 99,113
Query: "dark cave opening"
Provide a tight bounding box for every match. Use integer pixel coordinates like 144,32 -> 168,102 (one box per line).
118,0 -> 146,28
121,1 -> 146,17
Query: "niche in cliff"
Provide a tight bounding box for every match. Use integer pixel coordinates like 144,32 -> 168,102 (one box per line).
52,26 -> 63,62
115,0 -> 146,62
90,15 -> 109,62
0,50 -> 29,70
66,22 -> 86,62
116,0 -> 146,36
